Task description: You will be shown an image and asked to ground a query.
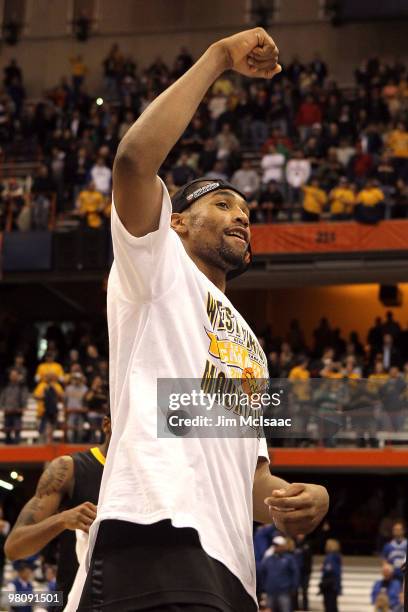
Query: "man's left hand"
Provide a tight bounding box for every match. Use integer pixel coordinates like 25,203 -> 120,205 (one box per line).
264,483 -> 329,537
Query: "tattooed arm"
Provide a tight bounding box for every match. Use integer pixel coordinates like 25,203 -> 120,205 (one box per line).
4,456 -> 97,560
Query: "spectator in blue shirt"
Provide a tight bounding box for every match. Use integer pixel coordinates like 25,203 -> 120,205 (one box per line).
254,523 -> 280,598
8,561 -> 33,612
260,535 -> 299,612
382,521 -> 407,581
293,533 -> 313,611
371,562 -> 402,611
319,538 -> 342,612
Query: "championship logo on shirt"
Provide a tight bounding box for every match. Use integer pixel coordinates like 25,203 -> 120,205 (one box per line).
201,292 -> 268,399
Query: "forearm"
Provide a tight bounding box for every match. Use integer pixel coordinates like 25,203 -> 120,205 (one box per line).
5,513 -> 66,560
116,44 -> 226,176
253,463 -> 290,524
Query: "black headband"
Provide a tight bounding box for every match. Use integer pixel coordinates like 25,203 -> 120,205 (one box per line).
171,178 -> 247,213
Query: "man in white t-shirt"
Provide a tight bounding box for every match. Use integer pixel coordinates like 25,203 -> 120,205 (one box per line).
78,28 -> 329,612
90,157 -> 112,195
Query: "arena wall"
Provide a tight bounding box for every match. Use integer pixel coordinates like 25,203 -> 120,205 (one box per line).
0,0 -> 407,96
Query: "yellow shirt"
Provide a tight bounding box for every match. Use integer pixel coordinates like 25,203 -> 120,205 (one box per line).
288,366 -> 310,401
36,362 -> 65,382
368,372 -> 389,393
78,190 -> 105,228
387,129 -> 408,158
302,186 -> 327,214
289,366 -> 310,381
356,188 -> 384,207
34,381 -> 64,417
212,78 -> 234,96
70,58 -> 87,77
324,371 -> 344,379
329,187 -> 355,215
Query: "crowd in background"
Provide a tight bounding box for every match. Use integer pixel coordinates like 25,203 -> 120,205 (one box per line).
254,519 -> 406,612
0,310 -> 408,446
0,317 -> 108,444
0,47 -> 408,231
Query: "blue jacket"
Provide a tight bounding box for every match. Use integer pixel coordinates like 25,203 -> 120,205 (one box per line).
321,552 -> 342,595
260,552 -> 300,595
254,525 -> 279,563
382,539 -> 407,579
11,578 -> 33,612
371,578 -> 401,609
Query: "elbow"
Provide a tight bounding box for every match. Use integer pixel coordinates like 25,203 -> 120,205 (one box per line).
4,537 -> 19,561
114,143 -> 141,174
114,144 -> 149,181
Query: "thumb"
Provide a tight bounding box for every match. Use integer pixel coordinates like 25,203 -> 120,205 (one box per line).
281,482 -> 307,496
269,482 -> 306,499
252,64 -> 282,79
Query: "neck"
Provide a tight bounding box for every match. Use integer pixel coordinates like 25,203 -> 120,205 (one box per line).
185,248 -> 227,293
97,441 -> 108,457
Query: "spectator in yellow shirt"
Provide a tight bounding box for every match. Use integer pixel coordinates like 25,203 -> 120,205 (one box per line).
33,372 -> 64,444
329,178 -> 355,221
368,362 -> 389,394
212,76 -> 235,97
302,179 -> 327,222
77,182 -> 106,228
355,180 -> 385,224
289,356 -> 311,400
35,352 -> 65,383
386,122 -> 408,159
70,54 -> 87,91
288,356 -> 311,443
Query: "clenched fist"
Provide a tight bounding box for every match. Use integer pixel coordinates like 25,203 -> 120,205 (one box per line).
212,27 -> 281,79
61,502 -> 97,533
265,483 -> 329,537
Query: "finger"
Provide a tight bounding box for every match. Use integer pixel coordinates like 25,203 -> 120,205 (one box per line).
248,58 -> 279,73
83,502 -> 98,511
248,52 -> 278,65
253,28 -> 277,51
272,483 -> 306,498
249,44 -> 279,59
271,508 -> 317,524
252,64 -> 282,79
79,521 -> 90,533
265,493 -> 312,510
80,507 -> 97,520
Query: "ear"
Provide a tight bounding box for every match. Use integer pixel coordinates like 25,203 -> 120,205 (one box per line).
171,212 -> 188,237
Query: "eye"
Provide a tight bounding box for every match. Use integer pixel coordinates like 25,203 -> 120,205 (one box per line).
216,201 -> 229,209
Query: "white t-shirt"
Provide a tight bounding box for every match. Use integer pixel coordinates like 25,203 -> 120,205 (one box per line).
261,153 -> 285,183
87,179 -> 269,605
90,165 -> 112,194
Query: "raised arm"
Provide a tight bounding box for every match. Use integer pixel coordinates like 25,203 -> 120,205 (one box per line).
4,455 -> 96,560
113,28 -> 280,237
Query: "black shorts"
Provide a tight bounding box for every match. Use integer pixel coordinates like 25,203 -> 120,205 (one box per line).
77,520 -> 257,612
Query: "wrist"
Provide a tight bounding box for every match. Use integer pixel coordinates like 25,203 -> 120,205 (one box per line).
206,42 -> 231,75
58,511 -> 68,531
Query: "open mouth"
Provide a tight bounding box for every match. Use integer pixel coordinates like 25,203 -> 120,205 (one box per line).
224,228 -> 249,245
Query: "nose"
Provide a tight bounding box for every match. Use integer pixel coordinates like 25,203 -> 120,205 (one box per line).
233,206 -> 249,227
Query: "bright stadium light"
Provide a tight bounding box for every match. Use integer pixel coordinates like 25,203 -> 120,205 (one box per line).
0,480 -> 14,491
96,97 -> 103,106
10,471 -> 18,480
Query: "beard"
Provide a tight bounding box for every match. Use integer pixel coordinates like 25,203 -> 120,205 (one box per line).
199,235 -> 246,273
